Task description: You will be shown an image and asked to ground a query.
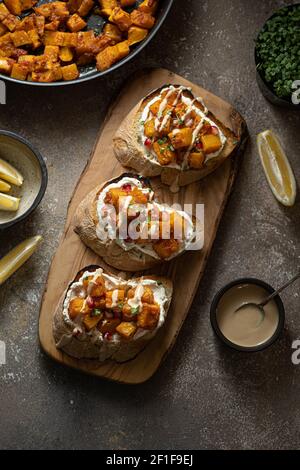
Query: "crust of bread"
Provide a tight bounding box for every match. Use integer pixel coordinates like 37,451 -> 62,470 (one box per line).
53,266 -> 173,363
74,173 -> 202,271
113,85 -> 238,187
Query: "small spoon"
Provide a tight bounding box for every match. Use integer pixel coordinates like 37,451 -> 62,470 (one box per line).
235,271 -> 300,316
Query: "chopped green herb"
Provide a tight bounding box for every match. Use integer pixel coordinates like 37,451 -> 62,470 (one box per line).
91,309 -> 102,317
140,120 -> 145,125
167,144 -> 175,151
255,5 -> 300,99
131,306 -> 140,316
157,137 -> 167,145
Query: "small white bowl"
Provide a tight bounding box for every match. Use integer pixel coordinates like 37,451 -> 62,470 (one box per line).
0,130 -> 47,229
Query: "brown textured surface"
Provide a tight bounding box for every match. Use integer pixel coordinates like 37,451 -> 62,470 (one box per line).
0,0 -> 300,450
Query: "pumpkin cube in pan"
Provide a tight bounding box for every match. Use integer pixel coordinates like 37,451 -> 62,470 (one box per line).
21,0 -> 38,10
200,133 -> 222,154
77,0 -> 94,17
44,20 -> 61,31
138,0 -> 158,14
34,14 -> 45,35
61,63 -> 79,80
59,46 -> 73,62
11,62 -> 28,79
15,16 -> 35,32
0,3 -> 10,21
18,54 -> 37,72
2,13 -> 20,31
0,56 -> 15,73
66,13 -> 87,32
99,0 -> 117,9
4,0 -> 22,16
44,45 -> 59,61
127,26 -> 148,46
103,23 -> 122,43
116,321 -> 137,340
109,7 -> 132,31
43,31 -> 65,46
28,29 -> 41,49
62,32 -> 78,47
96,40 -> 129,71
130,9 -> 155,29
11,31 -> 32,47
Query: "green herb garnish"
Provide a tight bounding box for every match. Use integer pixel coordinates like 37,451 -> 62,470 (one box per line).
131,306 -> 140,316
255,5 -> 300,99
91,309 -> 102,317
157,137 -> 167,145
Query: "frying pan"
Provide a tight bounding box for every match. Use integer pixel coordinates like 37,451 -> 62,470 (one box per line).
0,0 -> 174,87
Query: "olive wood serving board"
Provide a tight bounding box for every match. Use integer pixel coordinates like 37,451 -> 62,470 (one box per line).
39,68 -> 247,384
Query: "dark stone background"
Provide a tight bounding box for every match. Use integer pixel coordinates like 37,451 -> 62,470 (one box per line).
0,0 -> 300,450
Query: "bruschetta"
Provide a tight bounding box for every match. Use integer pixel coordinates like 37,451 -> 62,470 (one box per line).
53,265 -> 173,362
74,173 -> 203,271
113,84 -> 238,190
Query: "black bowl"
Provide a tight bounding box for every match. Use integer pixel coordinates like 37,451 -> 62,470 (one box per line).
0,130 -> 48,229
0,0 -> 174,87
210,278 -> 285,352
255,3 -> 300,109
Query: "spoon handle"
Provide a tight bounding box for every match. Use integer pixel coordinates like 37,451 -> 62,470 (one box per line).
261,271 -> 300,307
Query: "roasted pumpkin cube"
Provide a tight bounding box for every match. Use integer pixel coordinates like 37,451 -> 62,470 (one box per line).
104,187 -> 127,207
152,140 -> 176,166
130,9 -> 155,29
2,13 -> 20,31
122,303 -> 134,321
103,23 -> 122,43
116,321 -> 137,339
35,1 -> 69,20
59,45 -> 73,62
105,289 -> 125,308
83,313 -> 102,331
120,0 -> 135,6
15,16 -> 35,31
77,0 -> 94,16
99,0 -> 117,9
67,13 -> 87,32
168,128 -> 193,149
0,56 -> 14,73
34,14 -> 45,35
43,31 -> 65,46
75,30 -> 97,54
18,54 -> 36,72
88,276 -> 105,297
200,133 -> 222,154
0,3 -> 10,21
0,32 -> 12,47
11,31 -> 32,47
0,24 -> 8,37
44,20 -> 60,31
96,40 -> 129,71
127,26 -> 148,46
31,68 -> 61,82
27,29 -> 41,49
61,63 -> 79,80
188,151 -> 205,169
138,0 -> 158,14
99,318 -> 121,335
149,99 -> 161,115
109,7 -> 132,32
4,0 -> 22,15
44,45 -> 59,61
153,238 -> 180,259
144,118 -> 156,139
11,62 -> 28,79
68,297 -> 84,319
62,32 -> 77,47
137,303 -> 160,330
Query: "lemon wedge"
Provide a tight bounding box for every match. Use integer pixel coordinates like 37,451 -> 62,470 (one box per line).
0,193 -> 20,211
257,130 -> 296,207
0,158 -> 23,187
0,179 -> 11,192
0,236 -> 43,285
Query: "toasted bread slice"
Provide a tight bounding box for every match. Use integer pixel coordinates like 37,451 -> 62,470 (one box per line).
113,84 -> 238,188
53,265 -> 173,362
